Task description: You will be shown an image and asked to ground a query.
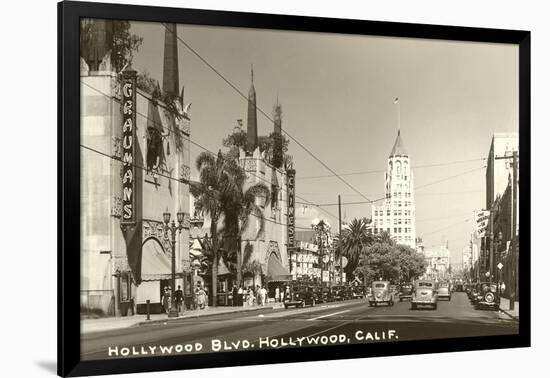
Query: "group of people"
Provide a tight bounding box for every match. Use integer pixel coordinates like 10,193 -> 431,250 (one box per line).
160,283 -> 209,315
231,285 -> 269,307
160,285 -> 184,315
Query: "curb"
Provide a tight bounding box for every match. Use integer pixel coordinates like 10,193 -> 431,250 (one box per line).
134,305 -> 280,327
498,307 -> 519,321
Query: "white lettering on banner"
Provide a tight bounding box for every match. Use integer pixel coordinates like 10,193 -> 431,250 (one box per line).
287,170 -> 296,249
121,72 -> 137,225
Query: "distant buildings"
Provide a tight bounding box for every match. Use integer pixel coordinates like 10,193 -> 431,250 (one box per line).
422,245 -> 451,280
371,130 -> 417,248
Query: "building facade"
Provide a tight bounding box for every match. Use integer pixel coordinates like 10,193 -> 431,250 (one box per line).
80,21 -> 191,316
485,132 -> 519,209
371,130 -> 417,248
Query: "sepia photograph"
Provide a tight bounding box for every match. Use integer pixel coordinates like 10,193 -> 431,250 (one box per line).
72,7 -> 525,373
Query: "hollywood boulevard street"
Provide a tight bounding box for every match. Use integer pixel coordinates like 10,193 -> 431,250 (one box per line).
81,293 -> 517,360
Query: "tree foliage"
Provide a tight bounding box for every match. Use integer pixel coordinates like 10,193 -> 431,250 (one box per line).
354,241 -> 426,284
222,130 -> 290,168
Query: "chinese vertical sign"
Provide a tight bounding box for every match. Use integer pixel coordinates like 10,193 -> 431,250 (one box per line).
287,169 -> 296,251
121,70 -> 137,225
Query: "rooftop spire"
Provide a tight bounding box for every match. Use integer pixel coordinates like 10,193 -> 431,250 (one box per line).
162,24 -> 180,97
246,65 -> 258,154
390,129 -> 407,157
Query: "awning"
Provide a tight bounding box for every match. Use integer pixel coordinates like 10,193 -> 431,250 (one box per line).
267,254 -> 292,282
141,238 -> 171,282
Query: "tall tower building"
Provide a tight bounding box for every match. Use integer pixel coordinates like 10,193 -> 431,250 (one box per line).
246,65 -> 258,154
371,130 -> 416,248
162,24 -> 179,96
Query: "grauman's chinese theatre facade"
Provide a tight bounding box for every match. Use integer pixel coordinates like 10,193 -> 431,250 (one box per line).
80,21 -> 191,316
237,68 -> 294,290
189,68 -> 294,296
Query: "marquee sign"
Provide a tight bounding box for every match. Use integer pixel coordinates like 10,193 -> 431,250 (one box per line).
287,169 -> 296,249
121,70 -> 137,225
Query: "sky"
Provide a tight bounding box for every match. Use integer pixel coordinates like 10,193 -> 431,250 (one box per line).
129,21 -> 518,265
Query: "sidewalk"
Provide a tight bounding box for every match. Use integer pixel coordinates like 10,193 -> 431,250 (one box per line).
499,297 -> 519,320
81,303 -> 284,334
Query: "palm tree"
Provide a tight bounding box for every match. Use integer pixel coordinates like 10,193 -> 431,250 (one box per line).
338,218 -> 373,277
190,150 -> 243,307
221,179 -> 270,286
375,230 -> 395,246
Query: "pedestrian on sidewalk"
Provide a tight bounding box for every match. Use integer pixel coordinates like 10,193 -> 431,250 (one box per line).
193,285 -> 199,310
238,286 -> 244,307
247,286 -> 254,307
175,285 -> 184,315
161,286 -> 171,314
204,286 -> 209,308
197,285 -> 206,309
279,286 -> 285,303
275,286 -> 280,303
232,285 -> 238,307
259,286 -> 267,306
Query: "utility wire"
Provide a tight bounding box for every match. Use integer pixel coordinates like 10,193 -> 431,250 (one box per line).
298,158 -> 486,180
315,166 -> 486,207
162,23 -> 373,203
81,80 -> 337,224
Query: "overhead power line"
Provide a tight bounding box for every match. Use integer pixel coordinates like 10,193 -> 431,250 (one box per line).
162,23 -> 373,204
315,166 -> 486,207
298,157 -> 487,180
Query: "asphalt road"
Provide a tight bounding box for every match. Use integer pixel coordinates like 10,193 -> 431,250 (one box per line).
81,292 -> 518,360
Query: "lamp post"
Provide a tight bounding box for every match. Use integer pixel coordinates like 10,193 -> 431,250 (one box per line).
163,208 -> 185,318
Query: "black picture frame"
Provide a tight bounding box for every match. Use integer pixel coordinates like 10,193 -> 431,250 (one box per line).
58,1 -> 531,376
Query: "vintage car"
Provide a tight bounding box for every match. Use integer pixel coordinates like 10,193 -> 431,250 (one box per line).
331,285 -> 346,301
351,286 -> 367,299
411,280 -> 438,310
399,282 -> 414,301
368,281 -> 394,307
475,282 -> 499,310
283,285 -> 318,309
437,281 -> 452,301
455,283 -> 464,292
470,283 -> 482,304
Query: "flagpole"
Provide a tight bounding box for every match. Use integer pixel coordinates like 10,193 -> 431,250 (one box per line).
394,97 -> 401,134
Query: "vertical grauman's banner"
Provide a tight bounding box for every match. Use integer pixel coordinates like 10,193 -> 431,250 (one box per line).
287,169 -> 296,251
121,70 -> 137,225
120,70 -> 143,283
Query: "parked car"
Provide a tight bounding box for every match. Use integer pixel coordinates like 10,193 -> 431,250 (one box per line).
368,281 -> 395,307
331,285 -> 346,301
411,280 -> 438,310
475,282 -> 499,310
399,282 -> 413,301
437,281 -> 452,301
470,283 -> 482,304
283,285 -> 318,309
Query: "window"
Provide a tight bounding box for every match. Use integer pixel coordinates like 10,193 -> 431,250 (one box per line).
394,228 -> 398,233
387,210 -> 390,216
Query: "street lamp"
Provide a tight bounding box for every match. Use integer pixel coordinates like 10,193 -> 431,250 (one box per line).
163,208 -> 185,317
